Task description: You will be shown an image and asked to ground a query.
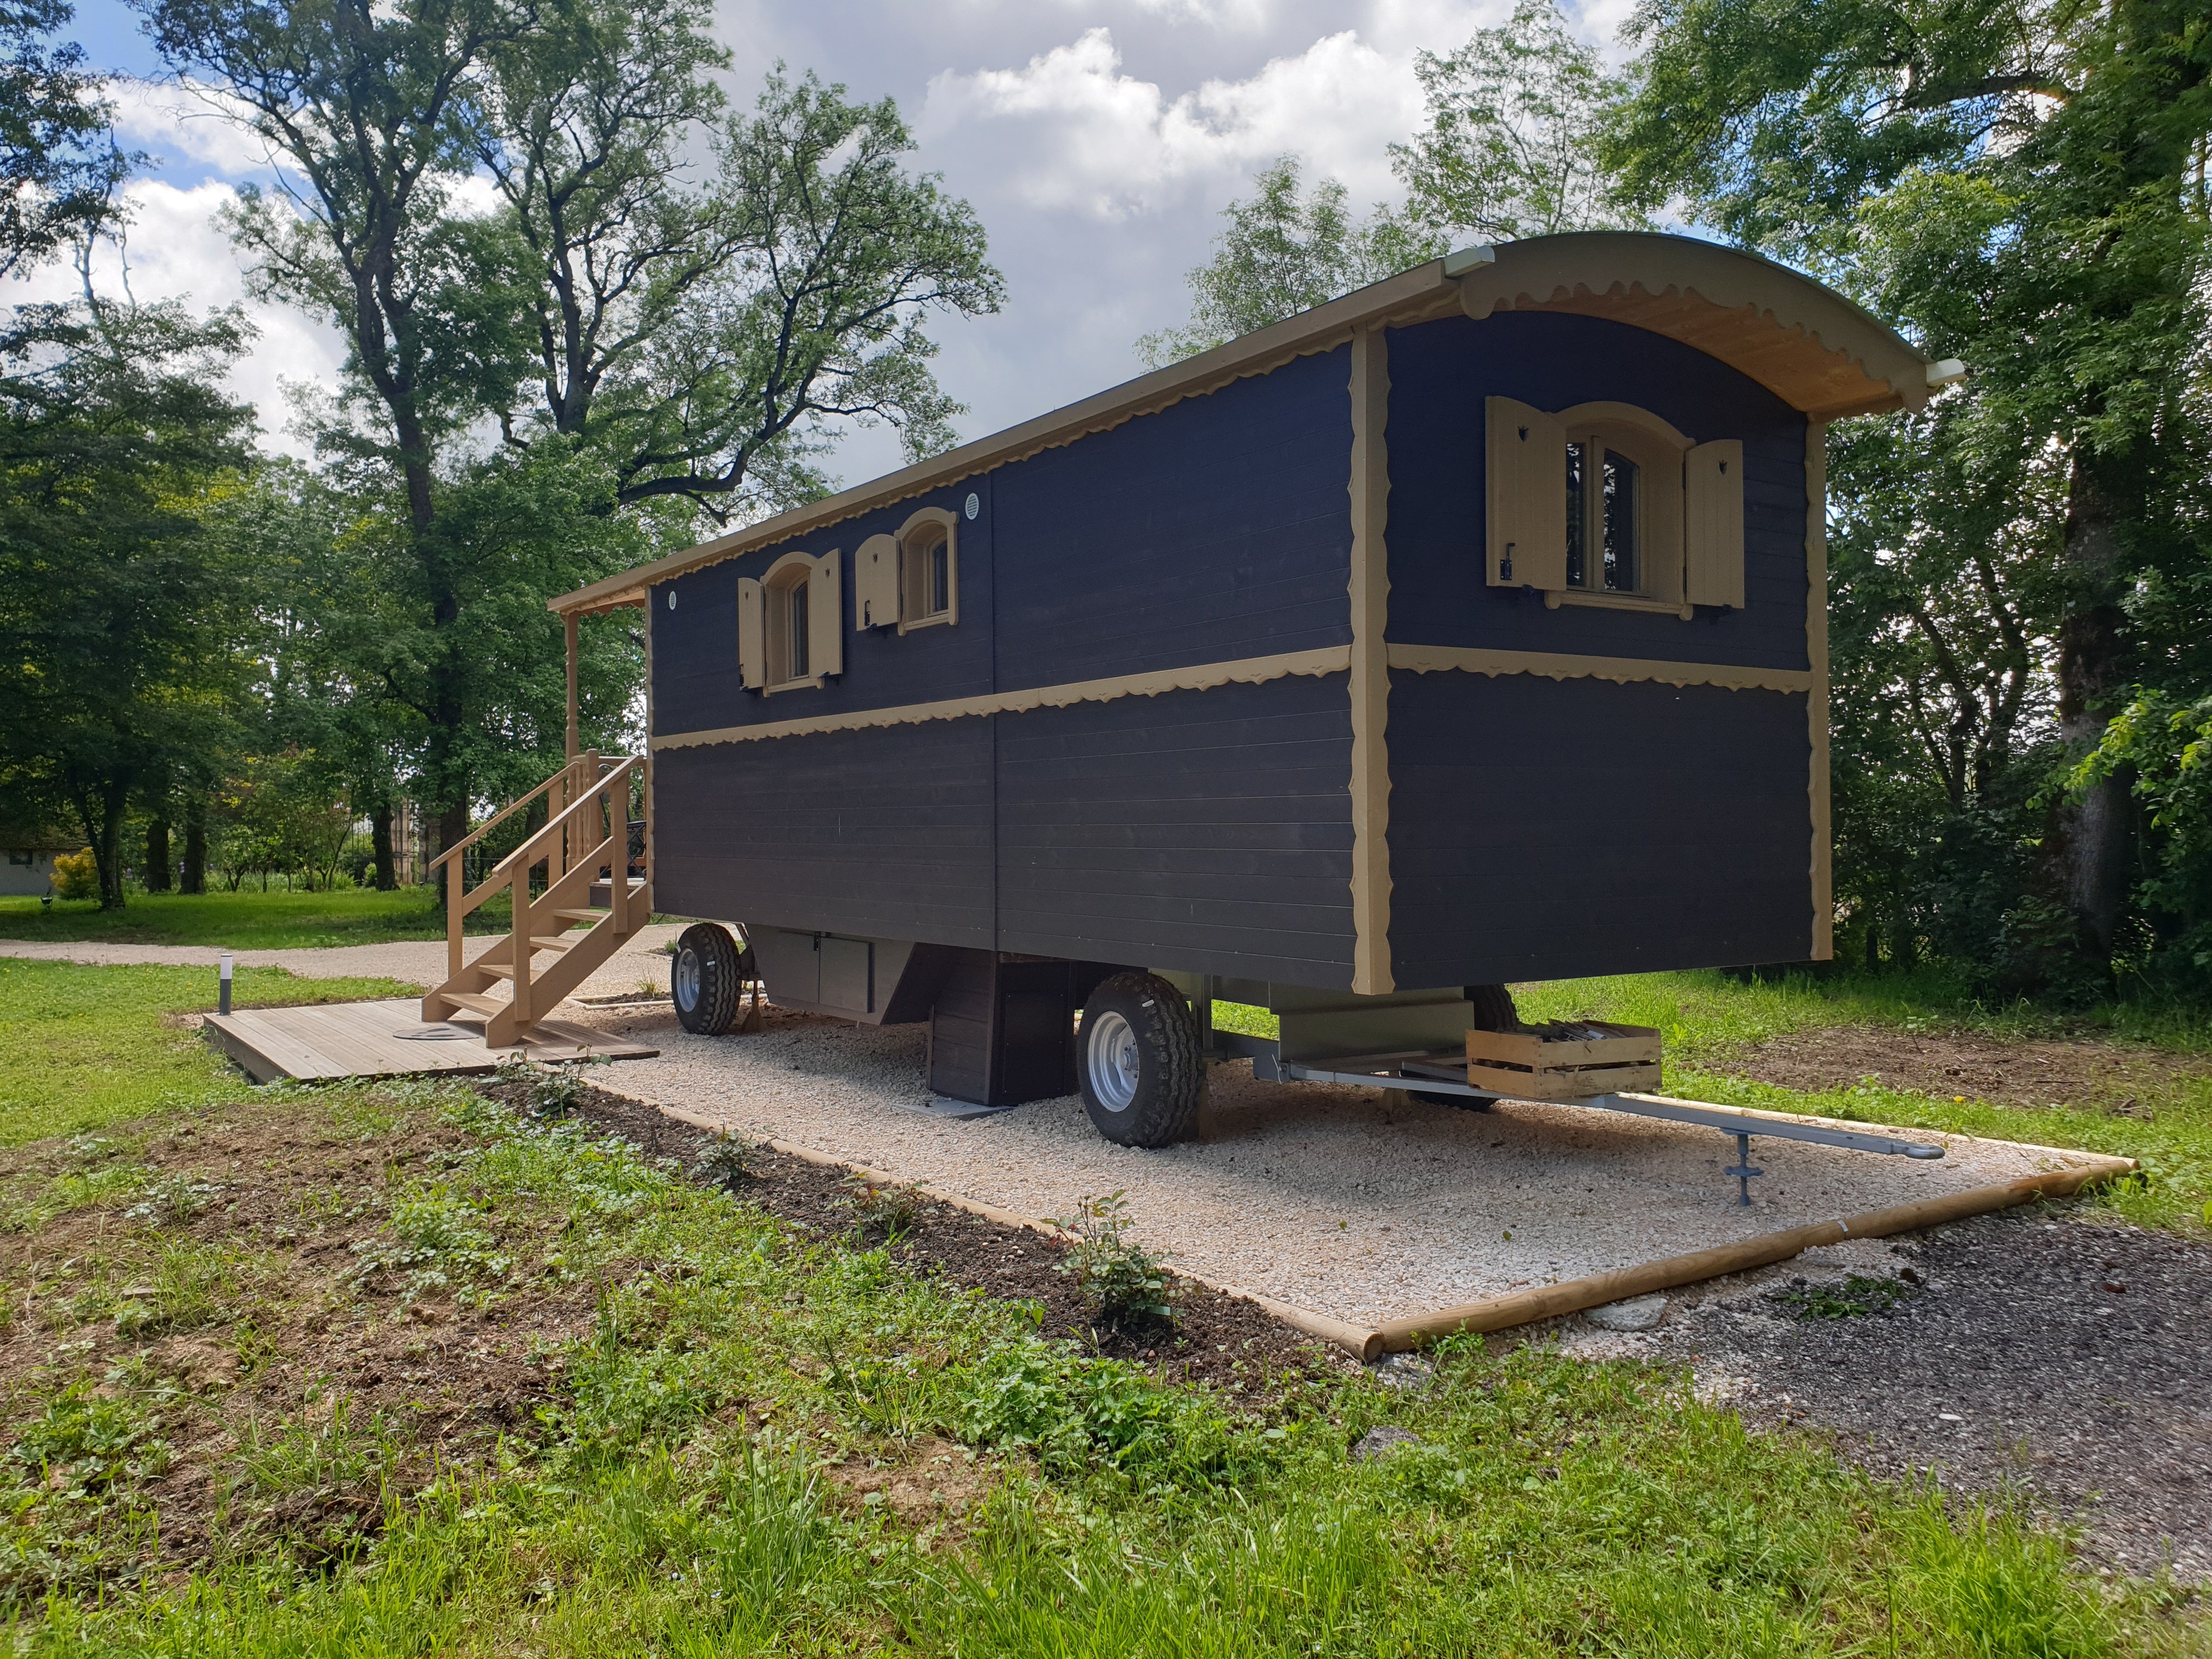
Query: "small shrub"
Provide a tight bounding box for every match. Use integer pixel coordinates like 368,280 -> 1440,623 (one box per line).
694,1131 -> 758,1190
1054,1191 -> 1175,1326
49,850 -> 97,901
840,1173 -> 930,1238
5,1385 -> 170,1496
495,1055 -> 598,1119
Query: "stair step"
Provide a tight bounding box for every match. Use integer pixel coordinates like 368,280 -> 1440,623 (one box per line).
444,991 -> 507,1016
551,909 -> 611,924
529,934 -> 580,952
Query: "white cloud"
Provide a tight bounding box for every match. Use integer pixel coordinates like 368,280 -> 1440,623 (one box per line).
9,179 -> 346,458
110,77 -> 279,178
920,25 -> 1423,219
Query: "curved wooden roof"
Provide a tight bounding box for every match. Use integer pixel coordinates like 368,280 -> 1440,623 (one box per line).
553,232 -> 1942,616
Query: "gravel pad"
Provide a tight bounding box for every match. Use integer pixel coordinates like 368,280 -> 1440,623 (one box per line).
562,1004 -> 2107,1328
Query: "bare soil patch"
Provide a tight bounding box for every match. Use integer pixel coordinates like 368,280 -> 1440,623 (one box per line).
0,1103 -> 589,1593
523,1079 -> 1346,1396
1718,1024 -> 2212,1116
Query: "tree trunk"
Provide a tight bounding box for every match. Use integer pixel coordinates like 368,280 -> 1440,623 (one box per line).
80,780 -> 129,910
370,799 -> 397,890
2047,455 -> 2133,964
182,795 -> 207,894
144,816 -> 172,893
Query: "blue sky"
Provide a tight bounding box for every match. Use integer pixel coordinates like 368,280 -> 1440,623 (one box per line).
41,0 -> 1629,485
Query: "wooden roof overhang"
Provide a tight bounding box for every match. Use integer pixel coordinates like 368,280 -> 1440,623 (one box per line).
550,231 -> 1949,617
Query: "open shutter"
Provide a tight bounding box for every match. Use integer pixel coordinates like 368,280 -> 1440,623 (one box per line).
809,552 -> 843,678
1486,397 -> 1566,590
737,577 -> 764,690
1684,439 -> 1745,609
854,533 -> 899,628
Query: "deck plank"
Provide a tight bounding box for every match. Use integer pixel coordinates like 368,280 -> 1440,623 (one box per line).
200,998 -> 657,1082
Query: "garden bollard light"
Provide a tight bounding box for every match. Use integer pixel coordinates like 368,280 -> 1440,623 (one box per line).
219,952 -> 232,1016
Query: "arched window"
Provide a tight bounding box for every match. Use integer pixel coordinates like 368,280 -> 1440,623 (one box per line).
854,507 -> 960,634
1485,397 -> 1744,617
737,551 -> 843,692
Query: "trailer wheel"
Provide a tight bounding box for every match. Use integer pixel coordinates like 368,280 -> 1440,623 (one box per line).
1413,983 -> 1523,1112
1078,973 -> 1205,1148
672,923 -> 742,1035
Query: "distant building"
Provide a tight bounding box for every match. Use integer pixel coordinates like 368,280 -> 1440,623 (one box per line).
1,834 -> 83,898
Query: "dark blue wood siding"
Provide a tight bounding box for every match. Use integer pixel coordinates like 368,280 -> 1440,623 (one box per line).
651,719 -> 994,949
996,674 -> 1357,985
990,346 -> 1354,691
1385,311 -> 1810,672
1385,669 -> 1812,986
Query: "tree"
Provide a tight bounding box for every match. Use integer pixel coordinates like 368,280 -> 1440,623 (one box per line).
1609,0 -> 2212,978
0,300 -> 256,907
145,0 -> 1003,857
1392,0 -> 1644,241
1137,156 -> 1440,366
0,0 -> 127,279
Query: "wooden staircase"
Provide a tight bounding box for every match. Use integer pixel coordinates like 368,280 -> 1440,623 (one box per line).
422,753 -> 651,1048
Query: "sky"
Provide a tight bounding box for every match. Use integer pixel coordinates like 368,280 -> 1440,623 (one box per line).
39,0 -> 1631,486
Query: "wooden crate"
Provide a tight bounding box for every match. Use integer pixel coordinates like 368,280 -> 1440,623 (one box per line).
1465,1020 -> 1662,1101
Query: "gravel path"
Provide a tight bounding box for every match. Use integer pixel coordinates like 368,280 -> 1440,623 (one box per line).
560,1002 -> 2109,1329
0,925 -> 683,1000
1558,1210 -> 2212,1581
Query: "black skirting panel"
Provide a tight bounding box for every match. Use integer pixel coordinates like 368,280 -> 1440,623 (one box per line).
651,717 -> 994,949
995,673 -> 1358,987
1384,669 -> 1814,986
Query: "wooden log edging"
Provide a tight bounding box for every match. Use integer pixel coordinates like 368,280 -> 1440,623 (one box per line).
1372,1154 -> 2138,1354
650,1104 -> 1385,1360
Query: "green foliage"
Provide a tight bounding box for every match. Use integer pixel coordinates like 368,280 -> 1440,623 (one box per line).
48,849 -> 96,901
0,883 -> 487,948
1052,1190 -> 1175,1326
693,1129 -> 759,1189
1773,1272 -> 1916,1319
839,1172 -> 930,1238
1392,0 -> 1645,241
1136,156 -> 1440,366
0,0 -> 128,279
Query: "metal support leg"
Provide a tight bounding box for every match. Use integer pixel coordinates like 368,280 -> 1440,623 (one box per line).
1724,1131 -> 1763,1206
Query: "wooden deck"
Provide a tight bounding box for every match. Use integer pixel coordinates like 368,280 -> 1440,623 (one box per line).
201,998 -> 658,1084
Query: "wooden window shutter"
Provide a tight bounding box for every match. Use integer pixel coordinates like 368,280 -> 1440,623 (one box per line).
855,533 -> 899,628
736,577 -> 764,690
1485,397 -> 1567,590
809,552 -> 843,678
1684,439 -> 1746,608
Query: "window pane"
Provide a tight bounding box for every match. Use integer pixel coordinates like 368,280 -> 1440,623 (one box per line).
1565,441 -> 1588,588
1602,450 -> 1637,592
789,584 -> 809,678
930,541 -> 950,614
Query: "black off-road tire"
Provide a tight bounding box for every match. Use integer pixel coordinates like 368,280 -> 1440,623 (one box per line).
1412,983 -> 1523,1111
672,922 -> 742,1036
1077,972 -> 1206,1148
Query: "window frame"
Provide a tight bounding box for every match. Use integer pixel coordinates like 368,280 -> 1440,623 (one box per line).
894,507 -> 959,634
762,551 -> 823,692
1547,402 -> 1691,617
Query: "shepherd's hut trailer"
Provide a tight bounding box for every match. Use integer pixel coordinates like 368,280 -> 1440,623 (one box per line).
516,232 -> 1957,1150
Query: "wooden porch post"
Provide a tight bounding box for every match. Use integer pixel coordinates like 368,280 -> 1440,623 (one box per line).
563,611 -> 580,760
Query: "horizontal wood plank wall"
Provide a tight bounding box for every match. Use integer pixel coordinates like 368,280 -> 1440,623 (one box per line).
991,346 -> 1355,691
649,479 -> 996,739
1385,671 -> 1813,986
1386,311 -> 1810,672
651,719 -> 994,949
995,675 -> 1358,986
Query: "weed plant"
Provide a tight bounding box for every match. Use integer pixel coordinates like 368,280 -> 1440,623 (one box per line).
839,1172 -> 931,1238
693,1130 -> 758,1189
1054,1190 -> 1176,1327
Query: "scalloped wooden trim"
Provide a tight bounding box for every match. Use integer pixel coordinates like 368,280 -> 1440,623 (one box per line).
651,646 -> 1354,751
1386,643 -> 1813,693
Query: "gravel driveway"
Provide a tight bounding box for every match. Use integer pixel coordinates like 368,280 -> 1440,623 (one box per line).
561,1001 -> 2111,1329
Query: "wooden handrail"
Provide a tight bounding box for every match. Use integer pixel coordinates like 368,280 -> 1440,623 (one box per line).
481,755 -> 641,885
427,753 -> 620,873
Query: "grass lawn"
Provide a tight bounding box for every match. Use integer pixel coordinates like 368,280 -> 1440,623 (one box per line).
3,1063 -> 2198,1654
0,887 -> 509,950
0,961 -> 423,1146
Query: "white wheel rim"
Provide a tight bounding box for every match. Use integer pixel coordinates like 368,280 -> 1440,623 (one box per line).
674,948 -> 701,1011
1086,1009 -> 1141,1113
